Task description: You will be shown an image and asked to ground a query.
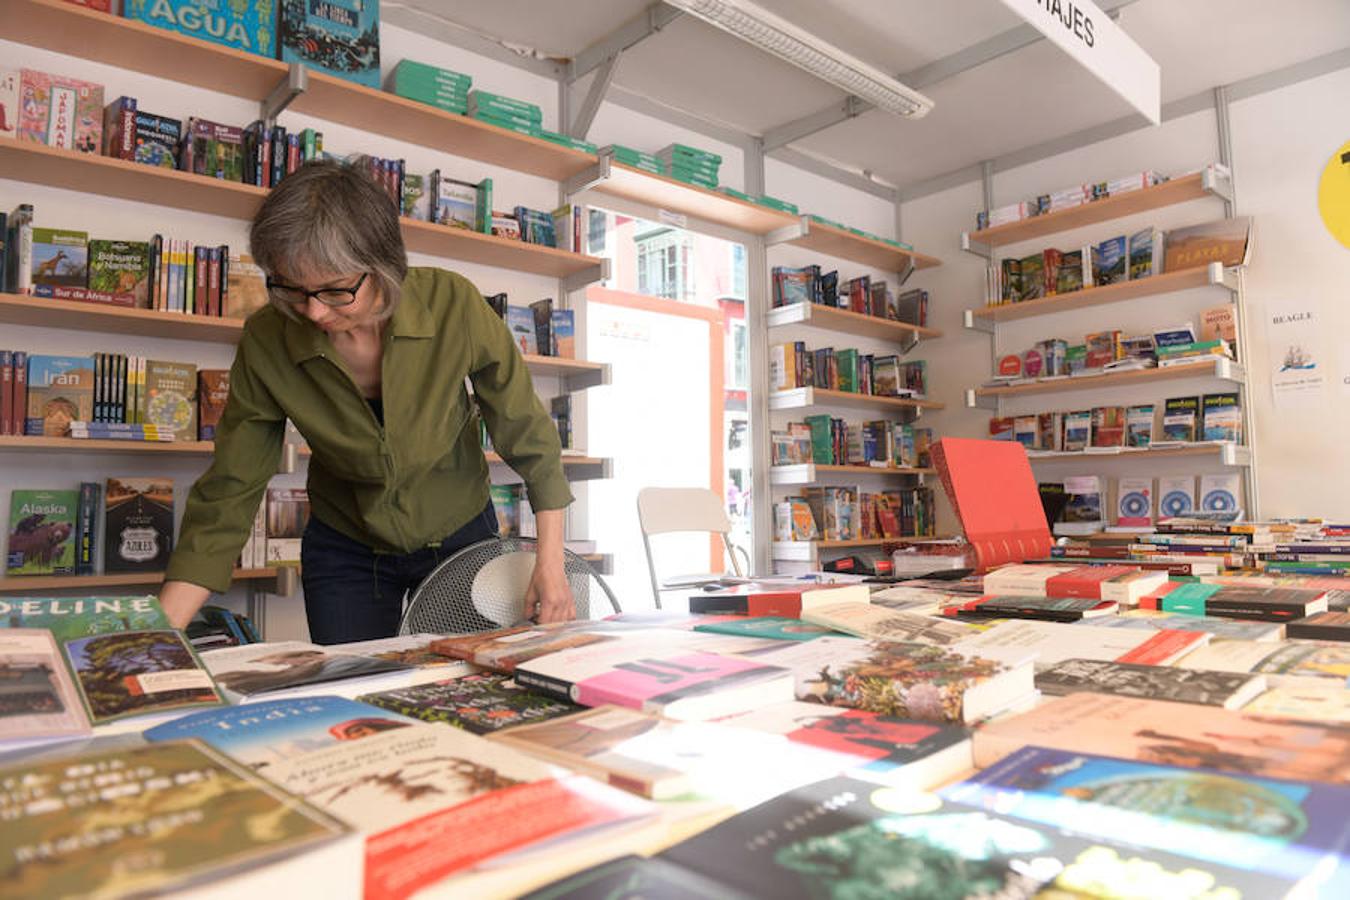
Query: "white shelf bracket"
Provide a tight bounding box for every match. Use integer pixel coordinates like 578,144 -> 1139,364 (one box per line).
961,231 -> 992,260
562,259 -> 608,294
262,63 -> 308,126
562,363 -> 612,393
765,217 -> 809,246
563,153 -> 612,196
963,309 -> 996,334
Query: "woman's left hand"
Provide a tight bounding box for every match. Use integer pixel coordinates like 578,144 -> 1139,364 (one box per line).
526,559 -> 576,623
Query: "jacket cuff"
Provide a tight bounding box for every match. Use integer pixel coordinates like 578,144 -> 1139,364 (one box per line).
164,551 -> 233,595
526,476 -> 575,513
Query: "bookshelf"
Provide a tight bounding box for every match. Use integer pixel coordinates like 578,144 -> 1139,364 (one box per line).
769,387 -> 945,414
770,464 -> 935,486
1026,443 -> 1251,466
580,159 -> 797,234
772,536 -> 953,564
966,358 -> 1245,406
768,217 -> 942,273
0,436 -> 217,455
0,567 -> 282,594
768,302 -> 943,342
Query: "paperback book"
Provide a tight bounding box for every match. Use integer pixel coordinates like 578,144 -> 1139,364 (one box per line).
25,355 -> 95,436
6,488 -> 78,575
1034,657 -> 1267,708
358,671 -> 582,734
200,640 -> 409,701
0,628 -> 92,741
102,476 -> 174,573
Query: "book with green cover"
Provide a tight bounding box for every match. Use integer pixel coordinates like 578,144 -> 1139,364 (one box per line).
0,740 -> 350,898
87,239 -> 151,306
693,617 -> 835,642
141,359 -> 197,442
358,671 -> 581,734
6,489 -> 78,575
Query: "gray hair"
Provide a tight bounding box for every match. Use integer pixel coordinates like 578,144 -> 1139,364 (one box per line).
250,157 -> 407,321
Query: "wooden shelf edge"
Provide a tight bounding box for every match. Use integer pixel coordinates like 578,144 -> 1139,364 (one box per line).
969,264 -> 1232,322
973,360 -> 1237,397
768,302 -> 942,340
0,436 -> 215,453
0,567 -> 279,593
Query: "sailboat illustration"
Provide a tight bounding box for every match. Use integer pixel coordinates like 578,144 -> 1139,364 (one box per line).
1281,345 -> 1316,371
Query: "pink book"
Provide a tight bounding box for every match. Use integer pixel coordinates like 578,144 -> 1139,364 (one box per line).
19,68 -> 104,153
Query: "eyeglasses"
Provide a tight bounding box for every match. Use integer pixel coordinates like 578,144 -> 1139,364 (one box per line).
267,272 -> 369,308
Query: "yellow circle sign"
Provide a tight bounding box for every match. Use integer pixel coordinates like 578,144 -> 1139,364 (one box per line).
1319,140 -> 1350,249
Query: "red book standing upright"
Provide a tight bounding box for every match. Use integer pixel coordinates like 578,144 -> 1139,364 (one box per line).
929,438 -> 1053,572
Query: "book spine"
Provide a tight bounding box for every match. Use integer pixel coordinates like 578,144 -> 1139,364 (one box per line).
15,219 -> 32,294
93,352 -> 105,423
195,245 -> 208,315
218,247 -> 229,317
511,668 -> 577,703
13,352 -> 27,435
0,349 -> 11,436
116,354 -> 128,423
208,246 -> 221,317
76,481 -> 97,575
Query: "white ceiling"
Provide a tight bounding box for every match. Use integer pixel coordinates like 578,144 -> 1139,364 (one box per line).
401,0 -> 1350,191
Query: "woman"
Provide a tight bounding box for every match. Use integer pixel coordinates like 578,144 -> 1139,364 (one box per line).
159,159 -> 576,641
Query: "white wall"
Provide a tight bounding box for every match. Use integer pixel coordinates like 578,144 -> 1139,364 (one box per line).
905,66 -> 1350,527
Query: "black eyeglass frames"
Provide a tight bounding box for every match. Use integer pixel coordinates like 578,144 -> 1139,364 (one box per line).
267,271 -> 370,308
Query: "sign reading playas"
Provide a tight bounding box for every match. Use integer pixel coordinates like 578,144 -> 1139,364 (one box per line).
997,0 -> 1160,124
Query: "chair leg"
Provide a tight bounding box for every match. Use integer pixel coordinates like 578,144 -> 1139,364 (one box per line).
640,531 -> 664,610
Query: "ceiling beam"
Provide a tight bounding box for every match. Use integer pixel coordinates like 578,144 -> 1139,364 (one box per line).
381,4 -> 564,79
761,0 -> 1138,153
570,53 -> 622,139
569,3 -> 683,83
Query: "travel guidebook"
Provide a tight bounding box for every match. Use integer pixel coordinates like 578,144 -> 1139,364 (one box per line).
653,776 -> 1293,899
329,633 -> 477,669
945,746 -> 1350,895
1033,658 -> 1267,708
143,696 -> 421,769
102,476 -> 174,573
6,489 -> 78,576
0,595 -> 223,725
1,740 -> 352,898
199,640 -> 409,702
0,628 -> 91,741
431,622 -> 623,673
358,671 -> 582,734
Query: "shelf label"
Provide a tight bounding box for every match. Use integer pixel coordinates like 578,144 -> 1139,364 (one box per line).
996,0 -> 1160,124
658,209 -> 688,228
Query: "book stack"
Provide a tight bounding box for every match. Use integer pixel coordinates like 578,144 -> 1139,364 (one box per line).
601,144 -> 664,174
389,59 -> 472,114
467,90 -> 543,137
656,143 -> 721,189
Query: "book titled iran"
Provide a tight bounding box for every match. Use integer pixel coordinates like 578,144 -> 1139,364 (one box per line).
0,594 -> 223,725
514,640 -> 795,721
0,740 -> 351,898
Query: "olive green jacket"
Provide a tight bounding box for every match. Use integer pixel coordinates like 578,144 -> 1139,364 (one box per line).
165,267 -> 573,593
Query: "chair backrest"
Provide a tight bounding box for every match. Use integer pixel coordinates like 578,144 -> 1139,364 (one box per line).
637,487 -> 733,536
399,537 -> 621,636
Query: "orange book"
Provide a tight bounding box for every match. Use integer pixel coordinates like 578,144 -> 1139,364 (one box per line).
929,438 -> 1052,572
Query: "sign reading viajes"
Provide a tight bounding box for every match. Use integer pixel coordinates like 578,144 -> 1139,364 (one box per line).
996,0 -> 1161,124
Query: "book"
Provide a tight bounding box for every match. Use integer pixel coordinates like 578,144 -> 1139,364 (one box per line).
1165,216 -> 1253,270
0,595 -> 224,725
1096,609 -> 1285,641
124,0 -> 276,57
1116,476 -> 1154,527
328,634 -> 478,669
1202,391 -> 1243,442
179,117 -> 244,181
801,601 -> 980,644
6,489 -> 78,575
692,616 -> 834,642
17,68 -> 103,152
143,695 -> 421,768
0,69 -> 16,140
101,476 -> 173,573
133,109 -> 181,168
0,741 -> 351,898
1046,565 -> 1168,603
225,253 -> 269,319
278,0 -> 379,88
928,437 -> 1053,571
513,638 -> 796,721
1057,475 -> 1105,536
688,582 -> 869,618
1128,227 -> 1164,278
755,636 -> 1034,724
431,171 -> 491,232
1199,472 -> 1243,516
1158,475 -> 1197,520
973,692 -> 1350,783
982,563 -> 1077,597
1243,685 -> 1350,724
197,369 -> 229,440
518,855 -> 746,900
1201,303 -> 1239,359
358,671 -> 582,734
551,309 -> 576,358
944,594 -> 1118,623
265,487 -> 309,565
1158,585 -> 1329,621
660,774 -> 1291,899
140,359 -> 196,441
1176,640 -> 1350,687
944,745 -> 1350,893
1286,610 -> 1350,641
529,297 -> 554,356
30,227 -> 88,289
507,305 -> 539,355
199,640 -> 410,701
1091,405 -> 1125,446
1034,658 -> 1267,708
0,628 -> 92,741
1092,235 -> 1128,285
1161,395 -> 1200,442
266,724 -> 654,895
1062,409 -> 1091,450
954,619 -> 1208,669
431,623 -> 624,673
1123,405 -> 1154,447
86,238 -> 150,306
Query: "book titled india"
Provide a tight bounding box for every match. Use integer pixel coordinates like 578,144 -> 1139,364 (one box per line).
358,671 -> 581,734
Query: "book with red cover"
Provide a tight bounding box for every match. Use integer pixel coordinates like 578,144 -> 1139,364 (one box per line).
929,438 -> 1052,572
943,595 -> 1117,623
687,583 -> 868,618
1045,564 -> 1137,599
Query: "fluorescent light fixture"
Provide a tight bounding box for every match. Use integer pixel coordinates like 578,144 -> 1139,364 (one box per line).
664,0 -> 934,118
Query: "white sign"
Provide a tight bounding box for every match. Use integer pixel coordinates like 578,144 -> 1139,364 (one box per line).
997,0 -> 1160,124
658,209 -> 688,228
1265,299 -> 1326,407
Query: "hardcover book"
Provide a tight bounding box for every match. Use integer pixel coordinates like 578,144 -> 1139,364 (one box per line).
0,741 -> 351,899
279,0 -> 380,88
7,488 -> 78,575
124,0 -> 276,57
1034,657 -> 1267,708
17,69 -> 103,152
102,476 -> 174,573
143,695 -> 420,768
199,640 -> 409,701
0,594 -> 224,725
358,671 -> 581,734
945,745 -> 1350,893
0,628 -> 92,741
972,692 -> 1350,783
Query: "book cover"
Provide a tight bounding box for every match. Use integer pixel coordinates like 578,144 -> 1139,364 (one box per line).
1157,475 -> 1196,521
1286,610 -> 1350,642
140,359 -> 196,441
278,0 -> 379,87
431,623 -> 622,674
1091,406 -> 1126,447
200,640 -> 409,700
0,595 -> 224,724
1062,409 -> 1091,450
529,297 -> 554,356
1199,472 -> 1243,515
87,239 -> 150,306
124,0 -> 276,57
1034,658 -> 1265,707
1161,395 -> 1200,442
30,227 -> 88,289
359,671 -> 581,734
1115,476 -> 1154,528
328,634 -> 476,669
519,855 -> 743,900
0,740 -> 351,899
225,253 -> 269,318
1124,404 -> 1154,447
102,476 -> 174,573
1202,392 -> 1242,442
0,69 -> 17,140
955,619 -> 1206,669
1128,227 -> 1164,279
661,775 -> 1289,899
1165,217 -> 1253,270
802,601 -> 979,644
0,628 -> 91,741
144,695 -> 420,768
1178,640 -> 1348,686
1243,685 -> 1350,724
18,69 -> 103,152
196,369 -> 229,440
1092,235 -> 1128,285
6,488 -> 78,575
133,109 -> 181,168
507,305 -> 539,355
972,692 -> 1350,783
551,309 -> 575,358
945,745 -> 1350,893
692,616 -> 833,642
946,594 -> 1117,623
1097,609 -> 1284,642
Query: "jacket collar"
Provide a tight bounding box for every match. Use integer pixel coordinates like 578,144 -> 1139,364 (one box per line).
283,282 -> 433,363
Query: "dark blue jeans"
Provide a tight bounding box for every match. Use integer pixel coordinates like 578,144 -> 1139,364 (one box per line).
301,504 -> 499,644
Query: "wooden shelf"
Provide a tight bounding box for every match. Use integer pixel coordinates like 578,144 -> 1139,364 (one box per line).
770,463 -> 934,486
773,535 -> 950,563
588,162 -> 798,234
0,436 -> 215,454
768,302 -> 942,342
966,263 -> 1237,324
770,218 -> 942,272
963,168 -> 1231,249
2,0 -> 596,182
0,292 -> 247,343
770,387 -> 945,413
1026,443 -> 1251,466
0,139 -> 608,280
0,568 -> 279,593
969,359 -> 1244,401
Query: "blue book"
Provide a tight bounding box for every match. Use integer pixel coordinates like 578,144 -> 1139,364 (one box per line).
144,695 -> 419,768
506,306 -> 538,355
279,0 -> 380,88
123,0 -> 276,58
943,745 -> 1350,893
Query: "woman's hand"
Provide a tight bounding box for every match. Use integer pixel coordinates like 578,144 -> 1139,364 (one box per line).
525,558 -> 576,623
159,581 -> 212,630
